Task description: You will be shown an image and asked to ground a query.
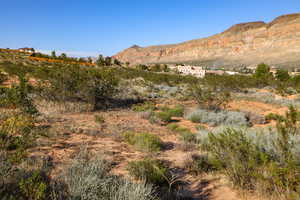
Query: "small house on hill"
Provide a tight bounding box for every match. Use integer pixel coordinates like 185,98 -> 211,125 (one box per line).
18,47 -> 35,53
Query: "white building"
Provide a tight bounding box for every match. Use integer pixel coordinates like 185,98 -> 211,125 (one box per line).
176,65 -> 206,78
18,48 -> 35,53
225,71 -> 239,75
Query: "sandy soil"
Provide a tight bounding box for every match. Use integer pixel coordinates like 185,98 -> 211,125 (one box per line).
29,105 -> 270,200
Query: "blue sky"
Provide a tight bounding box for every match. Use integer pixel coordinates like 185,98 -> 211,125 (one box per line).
1,0 -> 299,57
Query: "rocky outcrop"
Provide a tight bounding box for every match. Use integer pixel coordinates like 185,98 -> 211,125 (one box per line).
113,13 -> 300,68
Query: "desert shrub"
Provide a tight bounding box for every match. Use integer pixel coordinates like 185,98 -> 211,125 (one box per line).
275,69 -> 290,82
206,128 -> 269,189
110,180 -> 158,200
167,124 -> 197,150
0,113 -> 39,162
127,158 -> 169,186
19,171 -> 48,200
110,67 -> 198,86
0,61 -> 34,77
191,84 -> 231,111
203,73 -> 263,91
59,148 -> 157,200
132,101 -> 156,112
123,132 -> 163,152
244,111 -> 266,125
195,124 -> 207,131
0,71 -> 7,84
183,154 -> 217,175
0,149 -> 52,200
170,105 -> 185,117
178,131 -> 197,144
148,112 -> 161,124
0,91 -> 50,200
156,111 -> 173,123
253,63 -> 273,82
235,92 -> 300,108
161,105 -> 184,117
154,105 -> 185,124
166,124 -> 191,136
94,114 -> 105,124
166,123 -> 179,132
186,109 -> 248,127
138,111 -> 153,120
34,63 -> 119,110
265,113 -> 283,121
0,73 -> 38,115
198,107 -> 300,199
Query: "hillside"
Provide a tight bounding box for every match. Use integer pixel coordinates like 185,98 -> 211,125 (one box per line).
114,13 -> 300,68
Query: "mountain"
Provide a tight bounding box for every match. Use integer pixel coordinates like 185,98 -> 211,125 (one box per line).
113,13 -> 300,68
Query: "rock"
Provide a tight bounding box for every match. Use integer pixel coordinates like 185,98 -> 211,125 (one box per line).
113,13 -> 300,69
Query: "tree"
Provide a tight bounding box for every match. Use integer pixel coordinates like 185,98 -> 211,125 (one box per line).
254,63 -> 272,79
113,59 -> 121,66
96,54 -> 105,66
275,69 -> 290,82
162,64 -> 169,72
78,57 -> 86,62
104,57 -> 112,66
192,83 -> 231,111
136,64 -> 148,71
60,53 -> 67,60
150,64 -> 161,72
87,57 -> 93,63
51,51 -> 56,58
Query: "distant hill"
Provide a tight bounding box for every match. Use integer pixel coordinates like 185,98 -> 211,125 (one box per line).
113,13 -> 300,68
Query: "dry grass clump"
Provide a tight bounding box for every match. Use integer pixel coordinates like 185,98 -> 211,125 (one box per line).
35,99 -> 93,115
235,91 -> 300,108
52,148 -> 158,200
123,132 -> 163,152
183,153 -> 217,175
186,109 -> 248,127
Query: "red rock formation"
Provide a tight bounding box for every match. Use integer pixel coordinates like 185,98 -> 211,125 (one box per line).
113,13 -> 300,68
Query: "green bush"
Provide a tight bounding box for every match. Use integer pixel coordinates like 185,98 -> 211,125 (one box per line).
179,131 -> 197,144
0,71 -> 7,84
265,113 -> 283,121
162,105 -> 184,117
132,101 -> 156,112
200,107 -> 300,199
25,63 -> 119,110
0,74 -> 38,115
127,158 -> 169,186
19,171 -> 48,200
109,67 -> 198,86
184,154 -> 217,175
94,114 -> 105,124
123,132 -> 163,152
166,123 -> 179,131
191,81 -> 231,111
0,113 -> 39,162
207,128 -> 268,189
156,111 -> 172,123
195,125 -> 207,131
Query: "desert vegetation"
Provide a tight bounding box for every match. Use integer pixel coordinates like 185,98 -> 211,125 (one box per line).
1,54 -> 300,200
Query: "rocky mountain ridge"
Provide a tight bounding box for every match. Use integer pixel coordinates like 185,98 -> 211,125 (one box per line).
113,13 -> 300,68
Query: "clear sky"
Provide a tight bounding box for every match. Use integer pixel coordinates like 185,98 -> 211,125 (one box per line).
1,0 -> 299,57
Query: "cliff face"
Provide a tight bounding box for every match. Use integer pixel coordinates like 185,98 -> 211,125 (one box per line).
113,13 -> 300,68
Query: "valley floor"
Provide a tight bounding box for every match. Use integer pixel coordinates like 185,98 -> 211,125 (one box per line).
29,99 -> 278,200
